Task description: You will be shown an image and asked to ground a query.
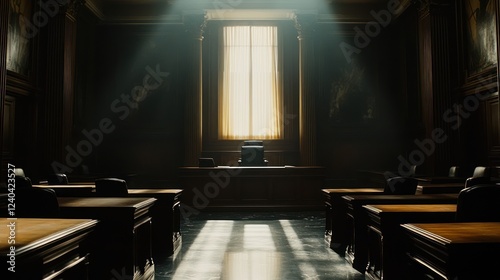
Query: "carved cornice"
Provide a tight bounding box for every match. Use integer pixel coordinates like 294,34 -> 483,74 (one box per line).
66,0 -> 86,18
183,13 -> 208,40
293,13 -> 317,39
52,0 -> 86,19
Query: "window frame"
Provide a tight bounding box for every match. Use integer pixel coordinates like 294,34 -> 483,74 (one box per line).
202,20 -> 299,161
218,24 -> 283,140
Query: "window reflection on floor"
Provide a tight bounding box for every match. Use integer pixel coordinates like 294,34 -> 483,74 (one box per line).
156,212 -> 365,280
171,220 -> 234,279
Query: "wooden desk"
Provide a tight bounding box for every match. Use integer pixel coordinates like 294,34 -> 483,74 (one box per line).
34,185 -> 183,258
363,204 -> 457,280
57,197 -> 156,280
321,188 -> 384,254
402,222 -> 500,280
341,194 -> 458,272
179,166 -> 325,210
416,182 -> 465,194
127,189 -> 183,258
0,218 -> 97,280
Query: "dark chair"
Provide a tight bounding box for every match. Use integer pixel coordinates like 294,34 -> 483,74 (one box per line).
95,178 -> 128,197
14,168 -> 26,177
238,140 -> 269,166
47,173 -> 69,185
408,165 -> 417,177
465,176 -> 491,188
464,166 -> 492,188
15,188 -> 60,218
448,166 -> 460,178
384,177 -> 418,195
456,184 -> 500,222
472,166 -> 490,178
15,176 -> 33,189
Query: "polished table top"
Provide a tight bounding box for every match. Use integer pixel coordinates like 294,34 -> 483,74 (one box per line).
57,197 -> 157,208
402,222 -> 500,244
0,218 -> 97,253
34,184 -> 182,194
322,188 -> 384,194
342,193 -> 459,205
416,182 -> 465,194
364,204 -> 457,214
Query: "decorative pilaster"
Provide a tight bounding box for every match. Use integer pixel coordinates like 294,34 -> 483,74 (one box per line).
294,13 -> 317,165
417,0 -> 456,175
42,0 -> 84,168
0,0 -> 8,172
183,13 -> 206,166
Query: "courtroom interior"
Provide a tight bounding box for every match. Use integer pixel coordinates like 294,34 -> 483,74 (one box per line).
1,0 -> 500,279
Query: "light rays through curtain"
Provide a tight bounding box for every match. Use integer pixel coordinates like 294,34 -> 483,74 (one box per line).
219,26 -> 283,139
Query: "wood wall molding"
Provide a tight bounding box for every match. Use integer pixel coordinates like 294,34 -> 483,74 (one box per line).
183,13 -> 206,166
417,0 -> 457,175
41,4 -> 79,168
0,0 -> 7,174
294,13 -> 318,165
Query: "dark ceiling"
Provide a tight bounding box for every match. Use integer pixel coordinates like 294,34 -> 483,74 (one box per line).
85,0 -> 411,24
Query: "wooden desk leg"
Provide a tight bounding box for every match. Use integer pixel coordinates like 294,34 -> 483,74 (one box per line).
352,210 -> 369,273
172,200 -> 182,255
135,218 -> 155,280
366,225 -> 383,280
331,197 -> 348,255
325,201 -> 333,246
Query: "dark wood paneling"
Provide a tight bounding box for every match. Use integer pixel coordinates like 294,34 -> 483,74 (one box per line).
178,166 -> 325,211
485,93 -> 500,164
1,97 -> 15,171
456,0 -> 499,168
0,0 -> 8,182
417,1 -> 458,176
87,24 -> 184,177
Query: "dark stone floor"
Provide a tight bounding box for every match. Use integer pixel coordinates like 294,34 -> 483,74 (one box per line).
154,211 -> 365,280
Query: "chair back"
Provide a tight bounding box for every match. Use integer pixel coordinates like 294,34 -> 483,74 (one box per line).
384,177 -> 418,195
95,178 -> 128,197
465,176 -> 491,188
405,165 -> 417,177
448,166 -> 460,178
15,188 -> 60,218
48,173 -> 69,185
472,166 -> 490,178
14,168 -> 25,177
456,184 -> 500,222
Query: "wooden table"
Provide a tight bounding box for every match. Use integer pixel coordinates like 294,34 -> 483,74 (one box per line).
34,185 -> 183,258
363,204 -> 457,280
341,194 -> 459,272
179,166 -> 325,210
57,197 -> 156,280
127,189 -> 183,258
402,222 -> 500,280
0,218 -> 97,280
321,188 -> 384,253
416,182 -> 465,194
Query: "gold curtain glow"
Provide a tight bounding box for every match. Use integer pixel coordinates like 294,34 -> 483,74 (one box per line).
219,26 -> 283,140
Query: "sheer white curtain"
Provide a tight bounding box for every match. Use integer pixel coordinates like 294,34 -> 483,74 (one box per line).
219,26 -> 282,139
